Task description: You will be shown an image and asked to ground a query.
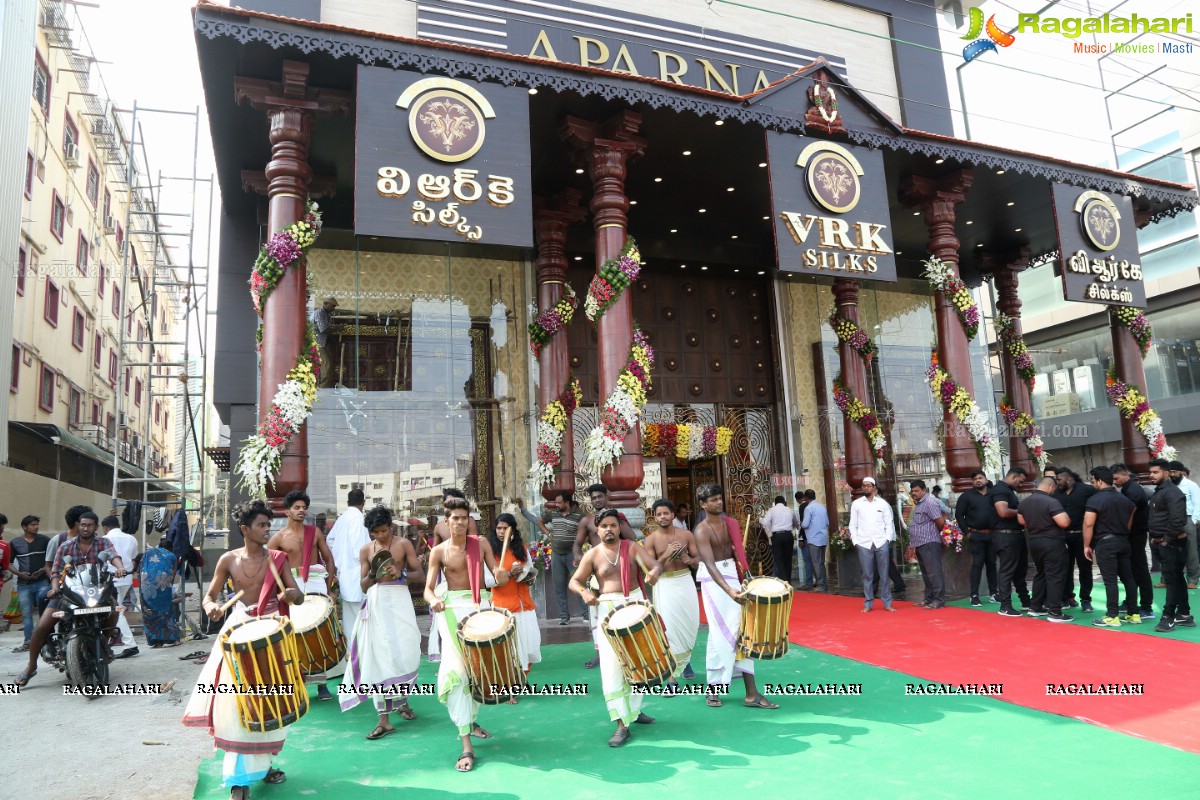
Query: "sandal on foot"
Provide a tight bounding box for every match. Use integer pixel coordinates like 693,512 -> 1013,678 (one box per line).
179,651 -> 207,660
230,786 -> 248,800
398,705 -> 417,721
608,728 -> 631,747
705,695 -> 723,708
470,724 -> 491,739
367,724 -> 397,740
743,696 -> 780,709
634,713 -> 655,724
16,669 -> 36,687
12,643 -> 29,653
264,768 -> 286,785
456,752 -> 476,772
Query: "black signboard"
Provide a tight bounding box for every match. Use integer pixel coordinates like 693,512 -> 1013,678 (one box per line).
766,132 -> 897,281
355,66 -> 533,247
1051,183 -> 1145,307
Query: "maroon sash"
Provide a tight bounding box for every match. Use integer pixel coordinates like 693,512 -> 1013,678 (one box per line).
723,516 -> 749,582
254,550 -> 292,617
300,524 -> 316,583
465,535 -> 483,605
618,539 -> 645,597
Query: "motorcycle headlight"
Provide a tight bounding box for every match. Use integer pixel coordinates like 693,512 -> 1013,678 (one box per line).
86,597 -> 98,608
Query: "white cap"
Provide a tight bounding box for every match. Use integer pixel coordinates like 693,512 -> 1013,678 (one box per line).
862,476 -> 877,485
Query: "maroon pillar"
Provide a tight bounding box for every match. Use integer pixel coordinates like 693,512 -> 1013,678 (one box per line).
533,191 -> 587,501
901,171 -> 981,492
235,61 -> 351,512
1110,314 -> 1152,481
833,278 -> 873,495
562,112 -> 647,509
990,255 -> 1036,487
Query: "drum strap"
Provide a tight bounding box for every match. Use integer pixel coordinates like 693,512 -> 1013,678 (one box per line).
466,535 -> 483,605
256,550 -> 292,616
618,540 -> 644,597
723,517 -> 750,582
300,525 -> 317,584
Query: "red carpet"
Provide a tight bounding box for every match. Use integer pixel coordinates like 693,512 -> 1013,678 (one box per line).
785,592 -> 1200,753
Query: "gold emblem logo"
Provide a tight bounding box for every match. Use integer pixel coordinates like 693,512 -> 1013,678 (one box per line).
1073,191 -> 1121,252
796,141 -> 863,214
397,78 -> 496,163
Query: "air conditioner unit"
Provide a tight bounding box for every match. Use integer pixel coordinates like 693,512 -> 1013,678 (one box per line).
104,216 -> 115,234
92,119 -> 110,136
35,159 -> 45,181
92,233 -> 101,249
64,143 -> 80,167
39,8 -> 54,27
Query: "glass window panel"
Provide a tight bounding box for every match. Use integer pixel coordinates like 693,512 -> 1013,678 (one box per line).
1142,238 -> 1200,283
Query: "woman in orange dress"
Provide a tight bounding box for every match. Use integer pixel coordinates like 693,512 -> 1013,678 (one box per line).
487,513 -> 541,700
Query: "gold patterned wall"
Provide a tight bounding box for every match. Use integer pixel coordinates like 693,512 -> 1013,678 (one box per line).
305,247 -> 534,510
780,280 -> 832,504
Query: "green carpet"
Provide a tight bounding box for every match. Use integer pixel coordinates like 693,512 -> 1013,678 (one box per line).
947,584 -> 1200,642
194,630 -> 1200,799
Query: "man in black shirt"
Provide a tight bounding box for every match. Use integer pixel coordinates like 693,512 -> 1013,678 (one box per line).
991,468 -> 1032,616
1083,466 -> 1136,627
1147,458 -> 1192,632
1018,477 -> 1072,621
1054,468 -> 1096,612
1112,464 -> 1154,620
956,470 -> 998,606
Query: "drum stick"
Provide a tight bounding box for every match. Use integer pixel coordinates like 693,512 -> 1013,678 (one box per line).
266,556 -> 288,603
218,590 -> 245,614
498,535 -> 509,569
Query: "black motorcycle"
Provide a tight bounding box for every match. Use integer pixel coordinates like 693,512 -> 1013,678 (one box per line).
42,553 -> 119,693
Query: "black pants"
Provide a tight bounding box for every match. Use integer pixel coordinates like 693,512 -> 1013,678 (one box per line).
995,531 -> 1029,609
1153,537 -> 1190,618
1063,530 -> 1093,603
969,531 -> 997,598
1028,536 -> 1069,614
915,541 -> 944,605
771,531 -> 794,584
1094,536 -> 1136,617
1127,529 -> 1154,613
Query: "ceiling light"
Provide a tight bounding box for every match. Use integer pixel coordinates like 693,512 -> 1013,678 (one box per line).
935,158 -> 945,164
573,256 -> 582,261
762,215 -> 770,220
896,251 -> 902,256
680,264 -> 687,269
699,208 -> 707,213
727,187 -> 735,192
756,270 -> 766,275
629,200 -> 637,205
996,169 -> 1005,175
528,88 -> 538,95
715,119 -> 724,126
976,243 -> 983,247
758,162 -> 767,168
700,266 -> 708,271
734,269 -> 740,273
575,168 -> 584,174
682,150 -> 692,156
913,211 -> 920,216
670,229 -> 678,233
1014,227 -> 1022,232
1006,201 -> 1015,206
731,235 -> 739,239
965,220 -> 973,225
654,177 -> 663,183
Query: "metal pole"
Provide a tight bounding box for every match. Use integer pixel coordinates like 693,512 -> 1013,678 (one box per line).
110,100 -> 137,502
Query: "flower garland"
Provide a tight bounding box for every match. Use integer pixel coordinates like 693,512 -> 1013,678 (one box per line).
237,324 -> 321,498
831,377 -> 887,470
925,351 -> 1004,477
828,307 -> 878,366
1105,365 -> 1177,460
941,521 -> 965,553
528,376 -> 583,488
993,313 -> 1036,394
581,329 -> 654,475
831,526 -> 854,553
526,540 -> 553,571
584,237 -> 641,323
528,285 -> 577,359
922,256 -> 980,341
999,396 -> 1048,473
249,200 -> 323,316
642,424 -> 733,461
1110,306 -> 1153,358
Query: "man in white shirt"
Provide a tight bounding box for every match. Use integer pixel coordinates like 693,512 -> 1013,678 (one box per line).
760,496 -> 801,585
102,515 -> 141,658
326,488 -> 371,640
849,477 -> 896,613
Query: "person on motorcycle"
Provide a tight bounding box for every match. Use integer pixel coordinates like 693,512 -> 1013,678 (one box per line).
17,511 -> 127,686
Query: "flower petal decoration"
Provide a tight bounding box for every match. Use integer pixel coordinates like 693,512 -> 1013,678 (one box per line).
999,395 -> 1049,473
1104,365 -> 1176,460
926,351 -> 1003,477
994,313 -> 1037,395
832,376 -> 887,471
1110,306 -> 1153,358
584,237 -> 641,323
529,285 -> 578,359
582,328 -> 654,475
528,375 -> 583,487
922,256 -> 980,341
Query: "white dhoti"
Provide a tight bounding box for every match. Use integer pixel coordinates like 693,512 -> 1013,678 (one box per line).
596,589 -> 645,725
697,559 -> 754,684
653,569 -> 699,680
588,603 -> 600,651
182,604 -> 288,788
340,597 -> 360,645
513,609 -> 542,671
339,582 -> 420,715
435,589 -> 490,737
427,610 -> 441,662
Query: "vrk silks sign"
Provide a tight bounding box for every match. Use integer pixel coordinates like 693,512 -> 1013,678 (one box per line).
766,134 -> 897,281
355,66 -> 533,247
1050,182 -> 1146,307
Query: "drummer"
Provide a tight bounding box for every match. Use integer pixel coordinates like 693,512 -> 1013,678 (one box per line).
184,500 -> 305,800
573,484 -> 638,669
569,509 -> 664,747
487,512 -> 542,701
340,505 -> 425,739
424,497 -> 510,773
268,490 -> 339,702
644,500 -> 700,695
693,483 -> 778,710
426,488 -> 480,664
